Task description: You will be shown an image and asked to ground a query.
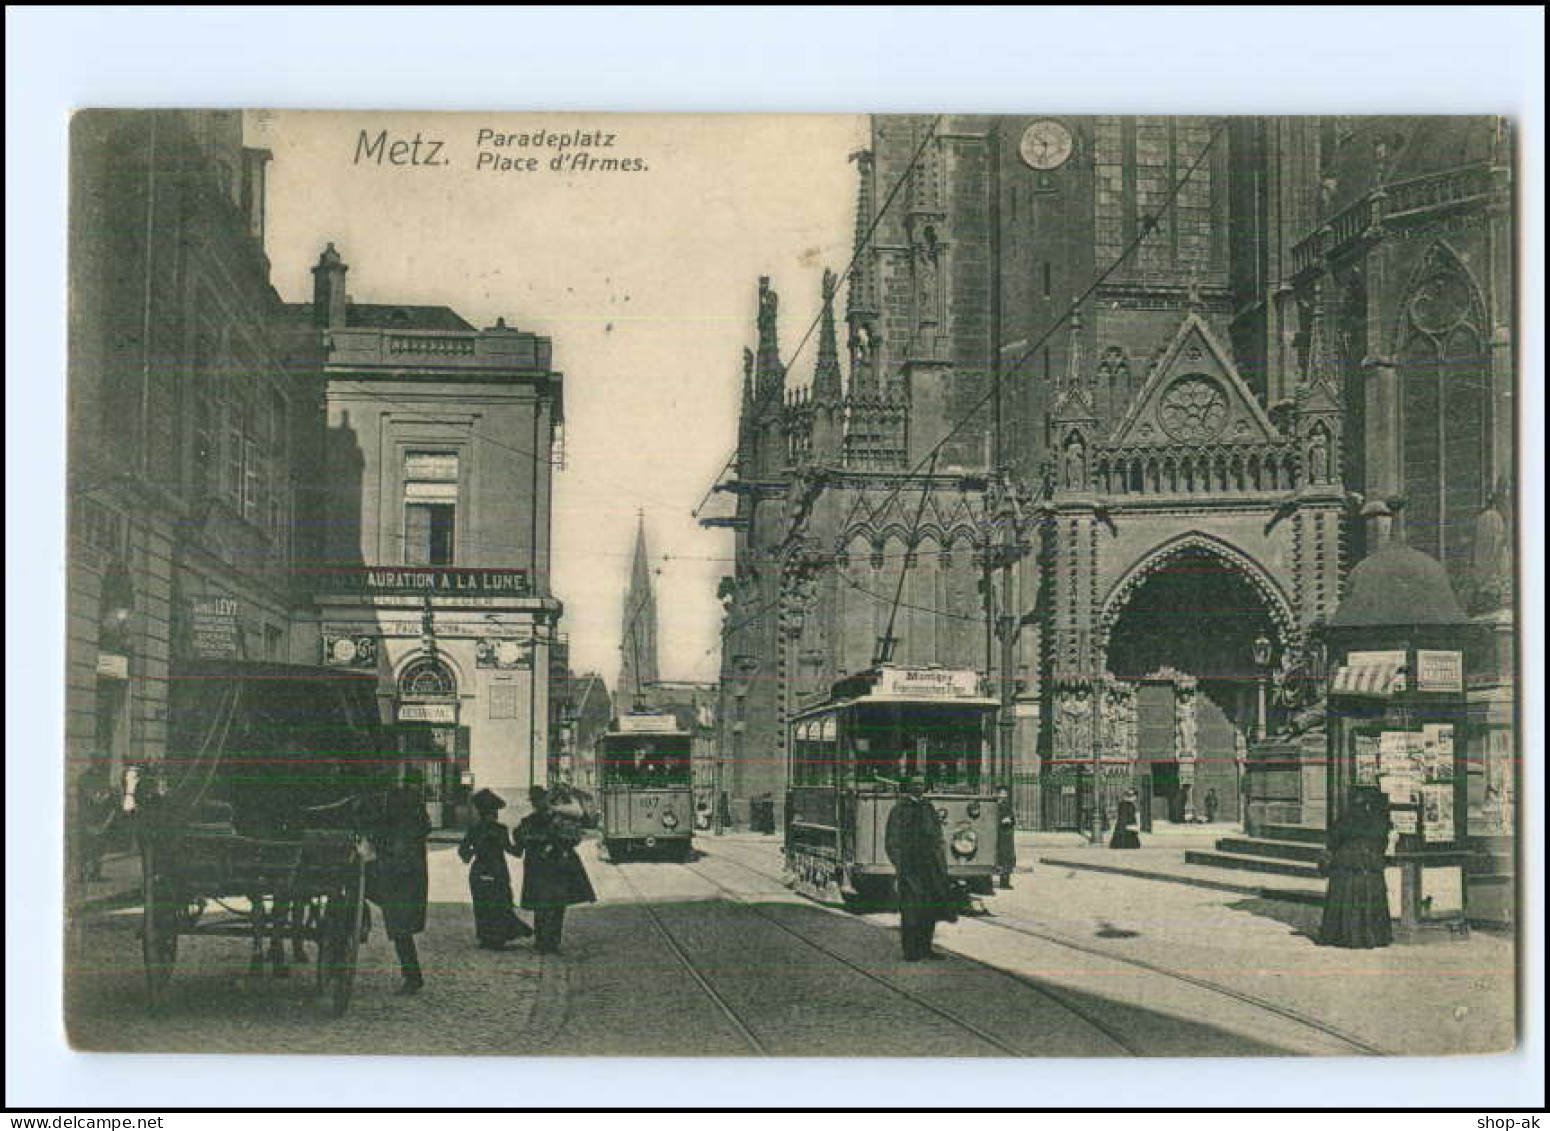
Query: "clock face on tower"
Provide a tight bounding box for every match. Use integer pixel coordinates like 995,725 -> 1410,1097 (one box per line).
1019,119 -> 1075,171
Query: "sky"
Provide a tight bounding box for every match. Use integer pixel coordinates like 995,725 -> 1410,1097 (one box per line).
250,111 -> 869,688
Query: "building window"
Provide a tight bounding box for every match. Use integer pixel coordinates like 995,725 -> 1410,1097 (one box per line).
403,451 -> 459,566
1399,251 -> 1489,588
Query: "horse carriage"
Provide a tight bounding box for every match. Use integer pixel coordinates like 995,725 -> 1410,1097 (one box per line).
133,661 -> 392,1015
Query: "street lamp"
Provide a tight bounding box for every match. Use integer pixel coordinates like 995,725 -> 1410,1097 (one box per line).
1252,633 -> 1273,741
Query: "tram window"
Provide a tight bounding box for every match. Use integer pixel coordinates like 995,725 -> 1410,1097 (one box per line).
795,716 -> 838,786
849,708 -> 905,784
921,713 -> 984,791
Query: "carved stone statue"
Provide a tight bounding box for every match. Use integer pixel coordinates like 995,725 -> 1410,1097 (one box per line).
1470,475 -> 1514,614
1063,434 -> 1087,490
1307,427 -> 1331,484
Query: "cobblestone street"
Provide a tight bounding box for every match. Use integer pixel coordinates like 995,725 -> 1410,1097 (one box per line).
65,833 -> 1516,1057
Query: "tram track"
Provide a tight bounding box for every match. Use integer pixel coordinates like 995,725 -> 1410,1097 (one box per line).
700,839 -> 1385,1057
606,858 -> 769,1055
678,854 -> 1131,1057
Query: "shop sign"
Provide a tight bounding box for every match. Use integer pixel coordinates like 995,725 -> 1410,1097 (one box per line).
1415,649 -> 1463,693
476,638 -> 531,669
874,667 -> 981,699
616,713 -> 681,734
315,566 -> 530,597
323,633 -> 378,668
96,653 -> 129,679
190,596 -> 241,660
398,701 -> 458,724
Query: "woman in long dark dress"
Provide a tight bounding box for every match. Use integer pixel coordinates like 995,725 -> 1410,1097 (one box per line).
511,786 -> 597,955
458,788 -> 533,949
1318,787 -> 1393,949
1109,787 -> 1142,849
365,768 -> 432,993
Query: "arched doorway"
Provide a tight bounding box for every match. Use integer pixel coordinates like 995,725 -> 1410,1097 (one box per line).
1100,543 -> 1290,826
395,655 -> 468,827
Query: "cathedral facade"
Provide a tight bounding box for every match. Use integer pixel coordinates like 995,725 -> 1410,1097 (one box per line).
714,115 -> 1516,842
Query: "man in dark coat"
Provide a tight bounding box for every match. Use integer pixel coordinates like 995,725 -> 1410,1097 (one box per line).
885,776 -> 957,961
994,784 -> 1017,890
512,785 -> 597,954
458,788 -> 533,949
366,768 -> 431,993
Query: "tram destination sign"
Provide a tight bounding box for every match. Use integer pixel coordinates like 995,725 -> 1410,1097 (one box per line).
874,668 -> 981,700
314,566 -> 531,597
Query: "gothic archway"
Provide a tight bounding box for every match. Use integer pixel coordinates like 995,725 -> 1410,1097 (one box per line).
1094,535 -> 1296,826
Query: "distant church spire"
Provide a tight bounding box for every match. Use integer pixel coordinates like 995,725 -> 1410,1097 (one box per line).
619,511 -> 660,708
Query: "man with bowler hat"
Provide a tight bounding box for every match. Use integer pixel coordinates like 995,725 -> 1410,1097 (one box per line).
885,775 -> 957,961
365,766 -> 431,994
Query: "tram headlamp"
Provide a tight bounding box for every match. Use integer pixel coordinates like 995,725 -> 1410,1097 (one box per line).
661,811 -> 679,830
950,829 -> 979,859
967,801 -> 982,818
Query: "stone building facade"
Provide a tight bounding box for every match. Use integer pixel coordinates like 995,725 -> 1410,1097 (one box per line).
298,247 -> 565,823
714,115 -> 1516,840
67,110 -> 317,818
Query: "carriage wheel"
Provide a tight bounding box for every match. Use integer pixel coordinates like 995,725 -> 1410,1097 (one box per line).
140,842 -> 178,1011
319,862 -> 364,1017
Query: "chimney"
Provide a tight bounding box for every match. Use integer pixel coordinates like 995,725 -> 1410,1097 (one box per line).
311,243 -> 349,330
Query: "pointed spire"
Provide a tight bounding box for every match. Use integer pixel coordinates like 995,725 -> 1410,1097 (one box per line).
619,512 -> 660,707
846,150 -> 876,318
755,276 -> 784,405
812,268 -> 843,402
736,345 -> 757,473
1065,304 -> 1084,392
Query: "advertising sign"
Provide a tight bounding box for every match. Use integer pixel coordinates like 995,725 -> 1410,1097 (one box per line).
190,596 -> 241,660
397,702 -> 458,724
314,566 -> 530,598
1416,649 -> 1464,693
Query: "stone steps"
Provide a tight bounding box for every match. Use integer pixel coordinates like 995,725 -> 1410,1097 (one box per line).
1214,836 -> 1325,864
1255,823 -> 1327,845
1184,849 -> 1324,880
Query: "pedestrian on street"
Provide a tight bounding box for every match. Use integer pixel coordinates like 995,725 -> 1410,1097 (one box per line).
365,767 -> 431,994
884,775 -> 957,962
74,762 -> 118,883
1317,787 -> 1393,949
1109,787 -> 1142,849
512,785 -> 597,955
1203,787 -> 1220,824
458,788 -> 534,950
994,783 -> 1017,891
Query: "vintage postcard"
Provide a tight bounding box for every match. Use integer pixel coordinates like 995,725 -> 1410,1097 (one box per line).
64,110 -> 1520,1058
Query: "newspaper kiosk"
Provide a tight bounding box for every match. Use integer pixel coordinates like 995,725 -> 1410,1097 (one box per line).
1325,522 -> 1474,941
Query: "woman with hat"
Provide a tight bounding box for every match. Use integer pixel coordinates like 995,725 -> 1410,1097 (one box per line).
458,788 -> 534,949
1109,787 -> 1142,849
512,785 -> 597,955
1317,787 -> 1393,949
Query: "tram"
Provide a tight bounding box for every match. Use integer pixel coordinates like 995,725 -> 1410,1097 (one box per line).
784,665 -> 1002,907
597,711 -> 695,860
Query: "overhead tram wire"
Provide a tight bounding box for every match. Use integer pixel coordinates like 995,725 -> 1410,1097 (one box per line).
691,116 -> 946,520
826,120 -> 1228,557
712,121 -> 1225,661
730,121 -> 1227,655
